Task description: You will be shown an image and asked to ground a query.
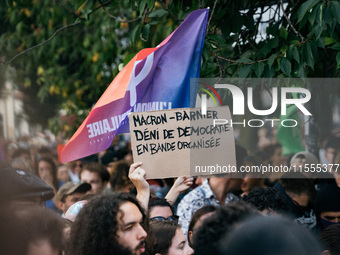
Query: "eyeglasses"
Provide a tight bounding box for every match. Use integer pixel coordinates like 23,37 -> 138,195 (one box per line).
149,215 -> 179,222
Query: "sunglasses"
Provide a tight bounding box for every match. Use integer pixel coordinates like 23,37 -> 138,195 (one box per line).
149,215 -> 179,222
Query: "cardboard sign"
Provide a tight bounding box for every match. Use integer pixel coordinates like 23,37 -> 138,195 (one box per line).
129,107 -> 236,179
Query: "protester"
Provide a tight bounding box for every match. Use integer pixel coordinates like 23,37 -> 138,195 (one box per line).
109,160 -> 135,193
177,175 -> 242,236
68,193 -> 147,255
67,159 -> 82,184
332,149 -> 340,187
128,162 -> 193,212
319,224 -> 340,255
0,204 -> 65,255
36,156 -> 64,212
177,144 -> 246,236
56,182 -> 91,215
314,184 -> 340,230
242,187 -> 290,215
273,173 -> 316,230
80,162 -> 110,194
57,163 -> 71,183
148,197 -> 178,222
219,216 -> 322,255
0,162 -> 54,204
324,136 -> 340,166
240,172 -> 266,196
193,201 -> 259,255
187,205 -> 217,247
11,147 -> 34,172
146,220 -> 194,255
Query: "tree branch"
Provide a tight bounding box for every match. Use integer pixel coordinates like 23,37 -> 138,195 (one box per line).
207,0 -> 218,33
0,21 -> 81,65
99,0 -> 144,23
159,0 -> 182,22
280,0 -> 304,41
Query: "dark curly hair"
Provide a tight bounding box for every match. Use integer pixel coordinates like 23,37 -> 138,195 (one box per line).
242,187 -> 290,214
67,192 -> 146,255
193,201 -> 259,255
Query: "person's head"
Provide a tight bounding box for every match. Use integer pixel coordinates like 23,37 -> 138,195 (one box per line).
110,161 -> 134,193
56,182 -> 91,214
242,187 -> 290,215
36,157 -> 59,190
12,147 -> 32,165
0,162 -> 54,204
261,143 -> 285,166
334,150 -> 340,187
148,197 -> 177,221
68,160 -> 83,175
324,136 -> 340,164
146,220 -> 193,255
315,184 -> 340,230
68,193 -> 146,255
187,205 -> 217,247
101,150 -> 123,171
219,215 -> 322,255
319,224 -> 340,255
279,173 -> 315,210
290,151 -> 319,168
193,201 -> 259,255
0,204 -> 65,255
241,171 -> 266,195
37,146 -> 53,159
57,164 -> 70,183
80,162 -> 110,194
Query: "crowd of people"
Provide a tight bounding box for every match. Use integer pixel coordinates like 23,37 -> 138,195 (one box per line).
1,128 -> 340,255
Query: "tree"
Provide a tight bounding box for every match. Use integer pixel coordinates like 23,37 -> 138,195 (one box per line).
0,0 -> 339,152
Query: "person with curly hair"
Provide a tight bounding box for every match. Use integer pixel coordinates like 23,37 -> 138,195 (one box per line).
242,187 -> 290,215
67,192 -> 147,255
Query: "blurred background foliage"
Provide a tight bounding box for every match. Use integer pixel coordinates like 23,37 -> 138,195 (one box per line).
0,0 -> 340,140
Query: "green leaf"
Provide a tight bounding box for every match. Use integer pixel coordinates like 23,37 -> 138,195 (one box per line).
323,5 -> 334,25
280,58 -> 292,76
268,54 -> 277,68
207,34 -> 227,46
141,24 -> 150,40
308,4 -> 318,25
148,9 -> 168,18
264,65 -> 275,78
291,46 -> 300,63
325,37 -> 337,45
336,52 -> 340,69
303,43 -> 315,68
140,0 -> 146,14
279,26 -> 288,40
147,0 -> 153,7
297,63 -> 306,78
331,1 -> 340,23
316,37 -> 325,48
297,0 -> 320,23
330,42 -> 340,50
253,62 -> 264,77
313,21 -> 325,40
239,65 -> 252,78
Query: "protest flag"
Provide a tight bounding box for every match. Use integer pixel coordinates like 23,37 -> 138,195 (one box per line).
61,9 -> 209,163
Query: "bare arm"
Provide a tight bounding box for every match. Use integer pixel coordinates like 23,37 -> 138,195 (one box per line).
128,162 -> 150,211
165,177 -> 194,205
